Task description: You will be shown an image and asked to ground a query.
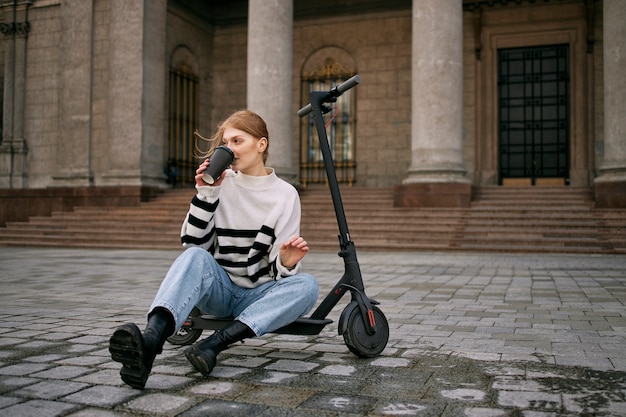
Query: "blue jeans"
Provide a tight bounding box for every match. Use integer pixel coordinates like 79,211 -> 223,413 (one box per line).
149,247 -> 319,336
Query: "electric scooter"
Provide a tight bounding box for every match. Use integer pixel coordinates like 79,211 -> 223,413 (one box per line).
167,75 -> 389,358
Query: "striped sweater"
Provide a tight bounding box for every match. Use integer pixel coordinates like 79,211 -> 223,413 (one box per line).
181,168 -> 302,288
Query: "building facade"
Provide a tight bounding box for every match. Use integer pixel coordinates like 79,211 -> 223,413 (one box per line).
0,0 -> 624,223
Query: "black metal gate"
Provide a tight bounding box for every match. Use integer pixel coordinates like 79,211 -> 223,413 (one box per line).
498,44 -> 570,185
167,68 -> 198,188
300,76 -> 357,187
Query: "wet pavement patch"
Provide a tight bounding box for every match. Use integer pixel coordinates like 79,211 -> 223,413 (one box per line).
299,392 -> 378,414
179,399 -> 266,417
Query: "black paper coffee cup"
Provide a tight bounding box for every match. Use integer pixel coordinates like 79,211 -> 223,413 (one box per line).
202,146 -> 234,184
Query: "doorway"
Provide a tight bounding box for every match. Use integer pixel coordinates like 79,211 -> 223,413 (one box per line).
498,44 -> 570,186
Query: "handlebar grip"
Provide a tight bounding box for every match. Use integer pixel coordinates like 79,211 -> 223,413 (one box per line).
334,74 -> 361,95
297,103 -> 312,117
297,74 -> 362,117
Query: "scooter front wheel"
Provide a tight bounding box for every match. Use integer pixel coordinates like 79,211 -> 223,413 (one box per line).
167,306 -> 203,346
342,305 -> 389,358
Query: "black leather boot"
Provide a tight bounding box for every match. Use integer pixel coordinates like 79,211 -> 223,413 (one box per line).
109,308 -> 175,389
185,320 -> 255,376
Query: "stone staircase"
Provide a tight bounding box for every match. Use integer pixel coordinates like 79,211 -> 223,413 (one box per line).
458,187 -> 626,254
300,186 -> 626,254
0,186 -> 625,254
0,189 -> 193,250
300,187 -> 466,252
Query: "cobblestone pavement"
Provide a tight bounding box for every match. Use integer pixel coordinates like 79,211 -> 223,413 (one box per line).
1,247 -> 626,416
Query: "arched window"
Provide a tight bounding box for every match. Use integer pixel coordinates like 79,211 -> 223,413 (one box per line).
168,47 -> 199,188
300,51 -> 357,187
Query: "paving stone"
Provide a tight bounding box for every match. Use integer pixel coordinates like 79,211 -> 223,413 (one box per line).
299,392 -> 377,414
317,364 -> 355,376
125,393 -> 191,415
179,399 -> 266,417
0,377 -> 40,394
143,374 -> 194,390
30,365 -> 94,380
462,407 -> 508,417
0,363 -> 50,376
0,399 -> 79,417
74,369 -> 123,386
0,396 -> 20,409
265,359 -> 319,373
240,385 -> 315,408
209,366 -> 251,379
69,335 -> 109,345
65,409 -> 128,417
17,380 -> 89,400
491,376 -> 545,392
374,401 -> 428,416
440,388 -> 486,401
65,344 -> 100,354
22,354 -> 68,363
188,381 -> 238,396
497,390 -> 562,410
62,385 -> 138,408
56,356 -> 109,366
257,371 -> 299,384
221,356 -> 272,368
370,357 -> 410,368
13,341 -> 61,351
265,350 -> 317,360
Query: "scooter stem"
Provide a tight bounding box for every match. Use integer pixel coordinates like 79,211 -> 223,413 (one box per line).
309,90 -> 352,248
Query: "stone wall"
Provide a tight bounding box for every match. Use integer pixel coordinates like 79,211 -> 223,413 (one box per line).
293,9 -> 413,187
166,4 -> 216,139
23,2 -> 62,188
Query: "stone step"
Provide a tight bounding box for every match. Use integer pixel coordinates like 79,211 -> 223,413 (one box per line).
1,186 -> 625,254
0,231 -> 181,249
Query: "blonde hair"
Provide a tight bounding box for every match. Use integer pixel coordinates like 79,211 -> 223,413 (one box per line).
195,110 -> 270,163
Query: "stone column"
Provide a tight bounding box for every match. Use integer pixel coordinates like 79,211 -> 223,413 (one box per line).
139,0 -> 167,188
103,0 -> 167,188
247,0 -> 295,183
394,0 -> 471,207
52,0 -> 94,187
0,0 -> 31,189
594,0 -> 626,207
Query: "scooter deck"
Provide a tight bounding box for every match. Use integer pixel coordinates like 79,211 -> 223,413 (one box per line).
189,315 -> 333,336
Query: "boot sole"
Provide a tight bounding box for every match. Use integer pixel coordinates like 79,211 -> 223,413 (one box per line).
109,323 -> 149,389
185,346 -> 216,377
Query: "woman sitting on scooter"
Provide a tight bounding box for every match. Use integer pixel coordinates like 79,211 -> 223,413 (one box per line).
109,110 -> 320,389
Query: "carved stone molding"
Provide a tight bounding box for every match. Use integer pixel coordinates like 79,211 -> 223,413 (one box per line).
0,20 -> 29,37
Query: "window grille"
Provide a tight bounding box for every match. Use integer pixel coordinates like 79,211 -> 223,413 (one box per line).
498,44 -> 570,185
167,68 -> 199,188
300,63 -> 356,187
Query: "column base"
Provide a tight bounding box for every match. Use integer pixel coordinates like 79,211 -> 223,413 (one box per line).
394,183 -> 474,208
52,169 -> 94,188
594,181 -> 626,208
0,140 -> 28,188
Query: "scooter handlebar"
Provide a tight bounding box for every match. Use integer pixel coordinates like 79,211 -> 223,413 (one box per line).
297,74 -> 361,117
334,74 -> 361,95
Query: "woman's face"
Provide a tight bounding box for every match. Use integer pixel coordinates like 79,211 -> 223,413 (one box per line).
222,127 -> 267,176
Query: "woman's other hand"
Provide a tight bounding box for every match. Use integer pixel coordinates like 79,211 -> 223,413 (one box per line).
279,236 -> 309,269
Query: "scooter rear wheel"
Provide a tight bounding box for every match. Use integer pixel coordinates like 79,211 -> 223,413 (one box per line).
342,305 -> 389,358
167,306 -> 203,346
